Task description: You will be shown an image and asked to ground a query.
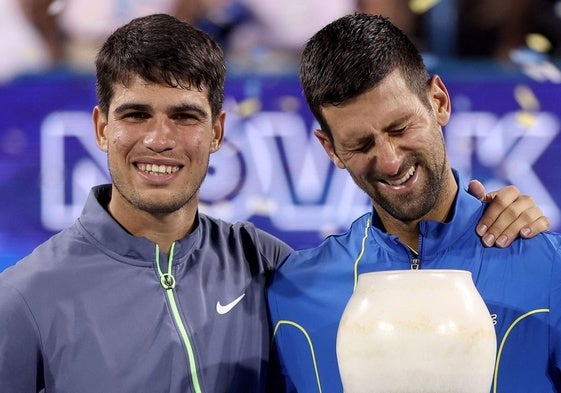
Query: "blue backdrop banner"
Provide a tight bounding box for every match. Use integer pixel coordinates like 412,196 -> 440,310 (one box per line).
1,69 -> 560,271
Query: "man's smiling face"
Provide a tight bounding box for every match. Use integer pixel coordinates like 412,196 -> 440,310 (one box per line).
317,69 -> 452,224
94,75 -> 224,219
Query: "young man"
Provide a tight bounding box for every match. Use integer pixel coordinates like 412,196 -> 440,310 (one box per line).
267,13 -> 561,393
0,14 -> 292,393
0,13 -> 550,393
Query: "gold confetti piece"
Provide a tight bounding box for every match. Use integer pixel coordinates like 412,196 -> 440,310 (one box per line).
526,33 -> 552,53
516,111 -> 537,129
514,84 -> 540,111
409,0 -> 441,14
236,98 -> 262,118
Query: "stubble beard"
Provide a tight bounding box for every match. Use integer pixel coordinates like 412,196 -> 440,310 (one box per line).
363,156 -> 447,223
108,154 -> 207,216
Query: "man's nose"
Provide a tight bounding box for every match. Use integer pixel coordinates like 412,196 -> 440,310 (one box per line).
143,119 -> 176,152
373,137 -> 401,176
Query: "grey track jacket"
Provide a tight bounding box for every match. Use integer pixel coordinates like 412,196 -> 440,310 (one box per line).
0,185 -> 292,393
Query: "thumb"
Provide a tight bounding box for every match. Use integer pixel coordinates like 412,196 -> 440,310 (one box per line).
468,179 -> 494,202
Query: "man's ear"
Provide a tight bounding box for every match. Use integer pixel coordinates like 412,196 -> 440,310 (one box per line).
210,111 -> 226,153
92,106 -> 108,152
428,75 -> 451,126
313,129 -> 346,169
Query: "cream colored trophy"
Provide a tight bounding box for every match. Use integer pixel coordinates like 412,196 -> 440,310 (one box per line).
336,270 -> 497,393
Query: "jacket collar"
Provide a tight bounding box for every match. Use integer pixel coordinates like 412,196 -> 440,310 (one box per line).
76,184 -> 201,266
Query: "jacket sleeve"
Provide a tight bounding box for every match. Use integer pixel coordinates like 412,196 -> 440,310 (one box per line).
255,227 -> 293,272
0,283 -> 44,392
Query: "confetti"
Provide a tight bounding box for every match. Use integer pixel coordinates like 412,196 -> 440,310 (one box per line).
526,33 -> 552,53
409,0 -> 441,14
516,111 -> 537,128
513,85 -> 540,129
236,98 -> 262,118
521,61 -> 561,83
514,84 -> 540,111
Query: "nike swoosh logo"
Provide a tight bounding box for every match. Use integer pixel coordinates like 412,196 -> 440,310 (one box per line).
216,293 -> 246,315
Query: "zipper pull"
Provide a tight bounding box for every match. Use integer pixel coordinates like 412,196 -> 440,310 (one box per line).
411,257 -> 420,270
160,273 -> 176,290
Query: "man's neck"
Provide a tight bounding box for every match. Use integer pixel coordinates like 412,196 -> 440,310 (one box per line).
107,192 -> 197,254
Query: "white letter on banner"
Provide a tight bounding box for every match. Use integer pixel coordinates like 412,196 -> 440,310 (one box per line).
40,111 -> 109,231
200,110 -> 369,231
446,111 -> 560,229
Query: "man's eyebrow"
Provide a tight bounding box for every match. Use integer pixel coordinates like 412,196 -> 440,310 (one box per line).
113,103 -> 151,114
113,103 -> 209,119
172,103 -> 209,119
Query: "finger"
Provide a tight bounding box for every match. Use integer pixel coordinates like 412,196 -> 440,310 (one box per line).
480,203 -> 519,247
481,203 -> 545,248
483,208 -> 549,248
467,180 -> 486,200
476,185 -> 522,237
520,214 -> 551,239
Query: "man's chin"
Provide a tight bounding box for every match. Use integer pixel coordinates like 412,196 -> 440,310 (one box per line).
376,195 -> 433,223
137,200 -> 185,215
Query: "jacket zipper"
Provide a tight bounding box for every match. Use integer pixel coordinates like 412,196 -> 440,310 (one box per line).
411,256 -> 420,270
156,243 -> 203,393
409,233 -> 423,270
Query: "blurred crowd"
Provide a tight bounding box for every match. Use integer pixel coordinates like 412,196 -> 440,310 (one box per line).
1,0 -> 561,83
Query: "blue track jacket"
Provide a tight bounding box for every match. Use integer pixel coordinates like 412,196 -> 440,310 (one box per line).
0,185 -> 292,393
268,173 -> 561,393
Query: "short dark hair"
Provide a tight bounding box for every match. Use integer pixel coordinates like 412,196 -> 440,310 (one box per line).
300,13 -> 430,138
95,13 -> 225,121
